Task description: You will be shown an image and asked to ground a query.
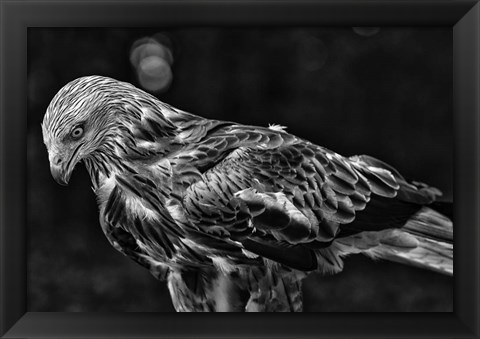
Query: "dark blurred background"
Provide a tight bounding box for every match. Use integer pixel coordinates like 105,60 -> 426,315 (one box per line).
27,27 -> 453,312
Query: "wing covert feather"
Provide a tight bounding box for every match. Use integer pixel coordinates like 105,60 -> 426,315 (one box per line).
181,126 -> 388,248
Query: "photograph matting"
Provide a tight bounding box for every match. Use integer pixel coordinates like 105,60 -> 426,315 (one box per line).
1,0 -> 479,338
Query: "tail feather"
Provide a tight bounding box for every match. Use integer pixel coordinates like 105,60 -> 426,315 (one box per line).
403,206 -> 452,242
378,235 -> 452,275
370,207 -> 453,275
335,207 -> 453,275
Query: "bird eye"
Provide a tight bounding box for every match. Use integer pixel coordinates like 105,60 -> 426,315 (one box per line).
71,126 -> 84,139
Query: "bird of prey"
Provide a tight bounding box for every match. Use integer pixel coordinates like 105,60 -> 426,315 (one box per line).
42,75 -> 453,312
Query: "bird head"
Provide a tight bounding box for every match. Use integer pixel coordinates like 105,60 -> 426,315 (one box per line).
43,75 -> 180,185
42,76 -> 136,185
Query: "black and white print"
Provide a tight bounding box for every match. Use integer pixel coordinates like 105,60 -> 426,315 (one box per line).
28,27 -> 453,312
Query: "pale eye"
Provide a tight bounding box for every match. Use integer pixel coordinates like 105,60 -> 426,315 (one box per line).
71,126 -> 84,139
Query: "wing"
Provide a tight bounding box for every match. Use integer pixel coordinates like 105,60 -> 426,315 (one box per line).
91,104 -> 273,277
180,125 -> 442,272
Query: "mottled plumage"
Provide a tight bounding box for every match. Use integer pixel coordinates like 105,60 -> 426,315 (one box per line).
42,75 -> 453,312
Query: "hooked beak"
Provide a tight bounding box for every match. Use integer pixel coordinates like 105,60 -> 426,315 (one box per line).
48,147 -> 81,186
50,163 -> 71,186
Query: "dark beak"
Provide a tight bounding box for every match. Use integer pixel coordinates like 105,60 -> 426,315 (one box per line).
50,164 -> 71,186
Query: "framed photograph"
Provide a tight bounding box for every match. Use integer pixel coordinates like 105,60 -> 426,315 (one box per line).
1,0 -> 479,338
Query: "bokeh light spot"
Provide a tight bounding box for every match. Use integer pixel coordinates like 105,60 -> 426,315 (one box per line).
138,56 -> 172,92
130,35 -> 174,93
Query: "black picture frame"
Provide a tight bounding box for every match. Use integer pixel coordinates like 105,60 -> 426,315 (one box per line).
1,0 -> 479,338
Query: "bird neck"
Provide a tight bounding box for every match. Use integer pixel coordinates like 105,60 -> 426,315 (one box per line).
83,143 -> 136,190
